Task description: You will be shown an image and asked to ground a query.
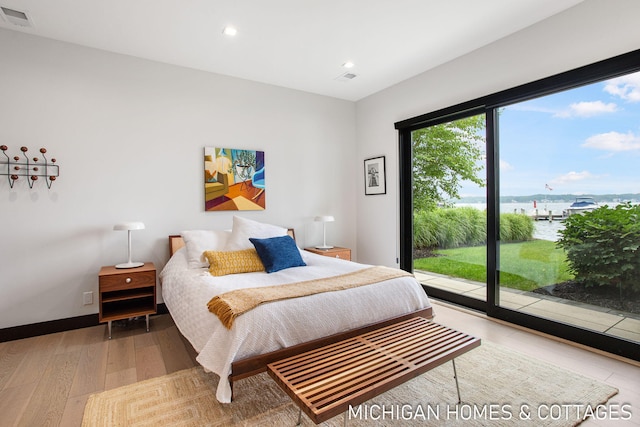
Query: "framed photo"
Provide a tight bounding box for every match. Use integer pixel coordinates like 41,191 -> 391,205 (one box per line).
364,156 -> 386,195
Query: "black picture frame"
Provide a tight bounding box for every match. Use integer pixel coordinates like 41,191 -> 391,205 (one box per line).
364,156 -> 386,195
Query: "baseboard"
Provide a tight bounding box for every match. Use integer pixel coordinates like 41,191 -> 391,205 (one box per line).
0,303 -> 169,342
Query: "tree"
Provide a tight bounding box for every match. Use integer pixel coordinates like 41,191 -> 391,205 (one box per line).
412,114 -> 486,210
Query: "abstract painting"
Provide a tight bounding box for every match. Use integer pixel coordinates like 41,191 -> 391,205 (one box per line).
204,147 -> 265,211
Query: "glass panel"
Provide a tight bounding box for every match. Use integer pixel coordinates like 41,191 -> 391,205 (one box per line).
411,114 -> 487,301
497,71 -> 640,344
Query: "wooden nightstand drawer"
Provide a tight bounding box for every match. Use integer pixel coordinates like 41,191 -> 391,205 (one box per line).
304,247 -> 351,261
98,269 -> 156,292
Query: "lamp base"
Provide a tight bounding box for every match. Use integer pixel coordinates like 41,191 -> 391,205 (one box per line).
315,245 -> 334,250
115,261 -> 144,269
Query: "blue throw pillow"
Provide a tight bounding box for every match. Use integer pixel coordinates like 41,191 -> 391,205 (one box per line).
249,235 -> 306,273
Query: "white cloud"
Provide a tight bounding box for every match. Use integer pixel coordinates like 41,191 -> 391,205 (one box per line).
554,101 -> 617,118
500,159 -> 513,171
552,171 -> 594,185
604,71 -> 640,102
582,131 -> 640,152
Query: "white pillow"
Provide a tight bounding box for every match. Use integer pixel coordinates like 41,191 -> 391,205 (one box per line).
224,216 -> 288,251
181,230 -> 230,268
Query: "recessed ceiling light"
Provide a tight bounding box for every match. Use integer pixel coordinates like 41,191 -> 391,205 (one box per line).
342,61 -> 355,69
222,26 -> 237,37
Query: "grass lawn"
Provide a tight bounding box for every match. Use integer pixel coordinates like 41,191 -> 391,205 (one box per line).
413,239 -> 574,292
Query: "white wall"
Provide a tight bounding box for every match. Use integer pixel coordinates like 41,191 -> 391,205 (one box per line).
0,29 -> 357,329
4,0 -> 639,330
355,0 -> 640,266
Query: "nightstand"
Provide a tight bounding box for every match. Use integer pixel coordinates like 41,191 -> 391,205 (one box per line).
98,262 -> 157,339
305,246 -> 351,261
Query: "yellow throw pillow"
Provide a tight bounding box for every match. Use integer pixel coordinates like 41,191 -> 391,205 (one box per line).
203,249 -> 265,276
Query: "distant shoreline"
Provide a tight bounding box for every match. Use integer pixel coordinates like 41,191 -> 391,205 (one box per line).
455,193 -> 640,204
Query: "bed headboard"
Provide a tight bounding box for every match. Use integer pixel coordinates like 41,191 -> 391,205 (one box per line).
169,228 -> 296,256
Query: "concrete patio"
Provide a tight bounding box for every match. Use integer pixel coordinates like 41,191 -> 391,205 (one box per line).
414,270 -> 640,343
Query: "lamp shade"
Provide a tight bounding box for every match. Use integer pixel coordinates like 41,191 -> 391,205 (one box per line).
314,215 -> 335,223
114,222 -> 145,231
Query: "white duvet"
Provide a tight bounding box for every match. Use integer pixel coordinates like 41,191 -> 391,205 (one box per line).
160,248 -> 431,403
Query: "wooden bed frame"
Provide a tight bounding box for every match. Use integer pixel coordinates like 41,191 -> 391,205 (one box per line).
166,233 -> 434,397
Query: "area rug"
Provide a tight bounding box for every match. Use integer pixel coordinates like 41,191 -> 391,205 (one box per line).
82,342 -> 618,426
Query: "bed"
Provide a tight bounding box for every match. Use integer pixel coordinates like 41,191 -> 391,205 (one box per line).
159,217 -> 433,403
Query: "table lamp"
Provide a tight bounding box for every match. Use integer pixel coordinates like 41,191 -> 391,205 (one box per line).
113,222 -> 145,268
314,215 -> 335,249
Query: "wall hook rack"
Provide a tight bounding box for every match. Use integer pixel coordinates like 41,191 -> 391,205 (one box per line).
1,145 -> 60,189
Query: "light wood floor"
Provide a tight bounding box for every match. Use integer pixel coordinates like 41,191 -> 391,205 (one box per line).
0,300 -> 638,426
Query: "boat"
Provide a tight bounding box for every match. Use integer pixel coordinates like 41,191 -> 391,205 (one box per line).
566,196 -> 598,216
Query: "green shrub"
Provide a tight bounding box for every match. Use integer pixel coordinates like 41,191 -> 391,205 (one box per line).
414,207 -> 531,249
414,210 -> 439,248
556,203 -> 640,292
500,213 -> 534,242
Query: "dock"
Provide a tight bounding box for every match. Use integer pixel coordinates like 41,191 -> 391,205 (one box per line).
526,209 -> 566,221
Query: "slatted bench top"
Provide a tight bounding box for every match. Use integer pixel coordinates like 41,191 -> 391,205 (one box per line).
267,317 -> 481,424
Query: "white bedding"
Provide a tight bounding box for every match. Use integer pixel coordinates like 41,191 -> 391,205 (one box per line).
160,248 -> 431,403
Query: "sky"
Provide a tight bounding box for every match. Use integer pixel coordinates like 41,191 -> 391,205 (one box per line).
461,70 -> 640,198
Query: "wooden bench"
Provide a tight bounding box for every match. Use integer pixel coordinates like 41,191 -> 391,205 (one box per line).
267,317 -> 480,425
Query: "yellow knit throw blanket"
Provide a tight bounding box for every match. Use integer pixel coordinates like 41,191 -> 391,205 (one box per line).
207,266 -> 413,329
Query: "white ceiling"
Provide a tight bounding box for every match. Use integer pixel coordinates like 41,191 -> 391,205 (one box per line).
0,0 -> 584,101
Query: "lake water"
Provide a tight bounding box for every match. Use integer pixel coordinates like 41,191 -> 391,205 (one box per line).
457,202 -> 569,242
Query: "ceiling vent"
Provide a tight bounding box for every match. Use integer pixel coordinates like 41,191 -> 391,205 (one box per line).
335,72 -> 357,82
0,6 -> 33,27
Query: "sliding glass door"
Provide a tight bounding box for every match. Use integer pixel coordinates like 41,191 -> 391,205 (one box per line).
410,114 -> 488,307
397,49 -> 640,360
497,75 -> 640,344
